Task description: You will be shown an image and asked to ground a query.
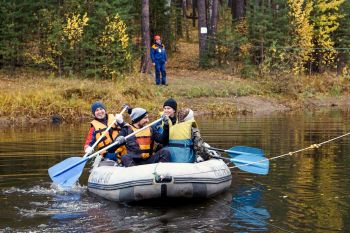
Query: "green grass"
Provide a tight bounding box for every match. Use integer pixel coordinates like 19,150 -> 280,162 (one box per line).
1,68 -> 349,122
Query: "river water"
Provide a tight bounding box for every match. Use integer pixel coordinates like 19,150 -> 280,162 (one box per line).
1,110 -> 350,232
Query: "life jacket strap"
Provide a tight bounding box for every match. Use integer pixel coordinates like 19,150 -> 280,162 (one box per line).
168,142 -> 193,149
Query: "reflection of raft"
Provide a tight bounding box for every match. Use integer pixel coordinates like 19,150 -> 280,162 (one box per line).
87,159 -> 232,202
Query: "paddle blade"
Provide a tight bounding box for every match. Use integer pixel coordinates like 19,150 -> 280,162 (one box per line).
48,157 -> 88,187
227,146 -> 265,157
230,155 -> 269,175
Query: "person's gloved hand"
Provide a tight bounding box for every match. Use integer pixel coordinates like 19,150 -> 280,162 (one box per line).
162,114 -> 169,125
115,136 -> 126,145
85,146 -> 94,155
196,156 -> 204,163
115,113 -> 123,124
123,104 -> 130,111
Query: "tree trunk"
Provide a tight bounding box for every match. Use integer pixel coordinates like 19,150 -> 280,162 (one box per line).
337,53 -> 346,76
198,0 -> 207,66
141,0 -> 151,74
209,0 -> 218,39
208,0 -> 218,58
183,0 -> 190,40
172,0 -> 182,38
192,0 -> 197,27
233,0 -> 245,21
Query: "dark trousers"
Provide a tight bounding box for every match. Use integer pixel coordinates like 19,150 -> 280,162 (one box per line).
121,148 -> 171,167
155,61 -> 166,85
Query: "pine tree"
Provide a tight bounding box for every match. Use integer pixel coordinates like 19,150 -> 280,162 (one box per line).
246,0 -> 290,74
334,0 -> 350,75
0,0 -> 50,69
311,0 -> 344,72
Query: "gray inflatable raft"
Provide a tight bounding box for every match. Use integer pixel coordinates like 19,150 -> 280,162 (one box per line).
88,159 -> 232,202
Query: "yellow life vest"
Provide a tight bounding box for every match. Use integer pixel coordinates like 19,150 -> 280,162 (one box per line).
167,120 -> 197,163
131,125 -> 153,159
169,120 -> 197,140
91,114 -> 127,157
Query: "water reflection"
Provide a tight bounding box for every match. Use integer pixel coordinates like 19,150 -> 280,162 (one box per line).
1,110 -> 350,232
231,184 -> 270,232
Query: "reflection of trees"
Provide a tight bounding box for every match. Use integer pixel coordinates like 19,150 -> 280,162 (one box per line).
268,112 -> 347,231
0,124 -> 88,186
198,110 -> 350,232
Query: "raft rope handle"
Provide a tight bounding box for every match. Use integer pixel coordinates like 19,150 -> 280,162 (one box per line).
152,162 -> 161,180
228,132 -> 350,170
152,162 -> 231,178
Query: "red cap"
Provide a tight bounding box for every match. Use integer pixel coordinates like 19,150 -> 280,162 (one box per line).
154,35 -> 161,40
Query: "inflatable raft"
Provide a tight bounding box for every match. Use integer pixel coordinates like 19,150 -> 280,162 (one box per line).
88,159 -> 232,202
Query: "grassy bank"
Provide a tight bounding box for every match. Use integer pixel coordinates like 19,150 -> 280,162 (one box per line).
0,68 -> 255,122
1,67 -> 349,125
1,42 -> 350,125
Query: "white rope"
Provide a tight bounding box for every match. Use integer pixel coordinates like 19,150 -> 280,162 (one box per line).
229,132 -> 350,170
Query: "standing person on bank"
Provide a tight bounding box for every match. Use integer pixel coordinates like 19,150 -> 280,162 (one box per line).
117,107 -> 171,167
84,101 -> 126,162
150,35 -> 167,85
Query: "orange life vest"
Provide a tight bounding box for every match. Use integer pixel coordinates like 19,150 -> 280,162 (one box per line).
91,114 -> 127,158
130,125 -> 153,159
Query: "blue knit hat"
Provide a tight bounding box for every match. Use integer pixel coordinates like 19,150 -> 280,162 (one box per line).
91,101 -> 106,114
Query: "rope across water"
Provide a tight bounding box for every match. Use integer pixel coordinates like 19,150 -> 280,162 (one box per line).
228,132 -> 350,170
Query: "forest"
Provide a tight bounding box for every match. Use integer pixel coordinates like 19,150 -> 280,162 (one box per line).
1,0 -> 349,80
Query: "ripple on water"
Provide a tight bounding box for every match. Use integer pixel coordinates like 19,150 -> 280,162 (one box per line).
2,184 -> 86,195
2,184 -> 103,220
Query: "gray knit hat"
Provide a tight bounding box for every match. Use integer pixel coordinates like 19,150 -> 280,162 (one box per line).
130,107 -> 148,123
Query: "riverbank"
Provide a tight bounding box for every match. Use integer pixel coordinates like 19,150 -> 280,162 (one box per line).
1,68 -> 350,128
1,41 -> 350,127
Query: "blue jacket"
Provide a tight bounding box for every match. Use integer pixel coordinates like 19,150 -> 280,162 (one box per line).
151,43 -> 167,63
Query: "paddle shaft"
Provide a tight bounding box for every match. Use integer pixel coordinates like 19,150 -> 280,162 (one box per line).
83,107 -> 128,158
210,154 -> 231,161
53,118 -> 163,178
87,118 -> 162,159
207,146 -> 226,153
208,146 -> 258,157
210,153 -> 268,165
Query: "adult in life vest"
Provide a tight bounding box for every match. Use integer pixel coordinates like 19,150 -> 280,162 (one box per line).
150,35 -> 167,85
154,98 -> 178,135
116,107 -> 171,167
84,101 -> 126,162
165,108 -> 213,163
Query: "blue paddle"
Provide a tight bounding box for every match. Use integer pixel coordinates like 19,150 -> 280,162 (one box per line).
229,154 -> 269,175
208,146 -> 264,157
48,118 -> 162,187
227,146 -> 264,157
208,146 -> 269,175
